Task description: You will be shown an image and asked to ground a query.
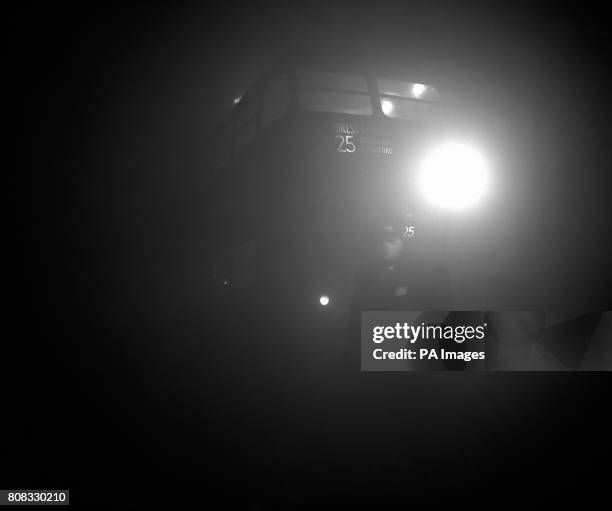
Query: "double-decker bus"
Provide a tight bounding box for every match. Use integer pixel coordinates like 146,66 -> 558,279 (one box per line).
195,53 -> 557,484
201,53 -> 502,371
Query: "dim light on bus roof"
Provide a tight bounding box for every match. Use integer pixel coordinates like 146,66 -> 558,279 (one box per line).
381,99 -> 394,115
411,83 -> 427,98
377,78 -> 440,101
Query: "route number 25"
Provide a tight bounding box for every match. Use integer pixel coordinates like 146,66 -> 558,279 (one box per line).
336,135 -> 356,153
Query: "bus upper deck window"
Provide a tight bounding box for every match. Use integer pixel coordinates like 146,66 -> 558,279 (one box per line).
376,78 -> 440,102
379,97 -> 443,122
262,74 -> 290,127
296,69 -> 369,93
298,89 -> 373,116
296,68 -> 372,116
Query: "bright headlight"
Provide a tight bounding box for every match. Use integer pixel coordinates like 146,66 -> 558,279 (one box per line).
418,142 -> 488,210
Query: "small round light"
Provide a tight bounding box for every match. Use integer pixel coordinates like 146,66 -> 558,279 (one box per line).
233,96 -> 241,105
411,83 -> 426,98
319,295 -> 330,306
381,99 -> 394,116
418,142 -> 488,210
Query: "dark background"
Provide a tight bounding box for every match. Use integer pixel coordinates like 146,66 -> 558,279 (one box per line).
18,0 -> 612,507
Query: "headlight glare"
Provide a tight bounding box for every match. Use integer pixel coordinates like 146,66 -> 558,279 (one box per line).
418,142 -> 488,210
